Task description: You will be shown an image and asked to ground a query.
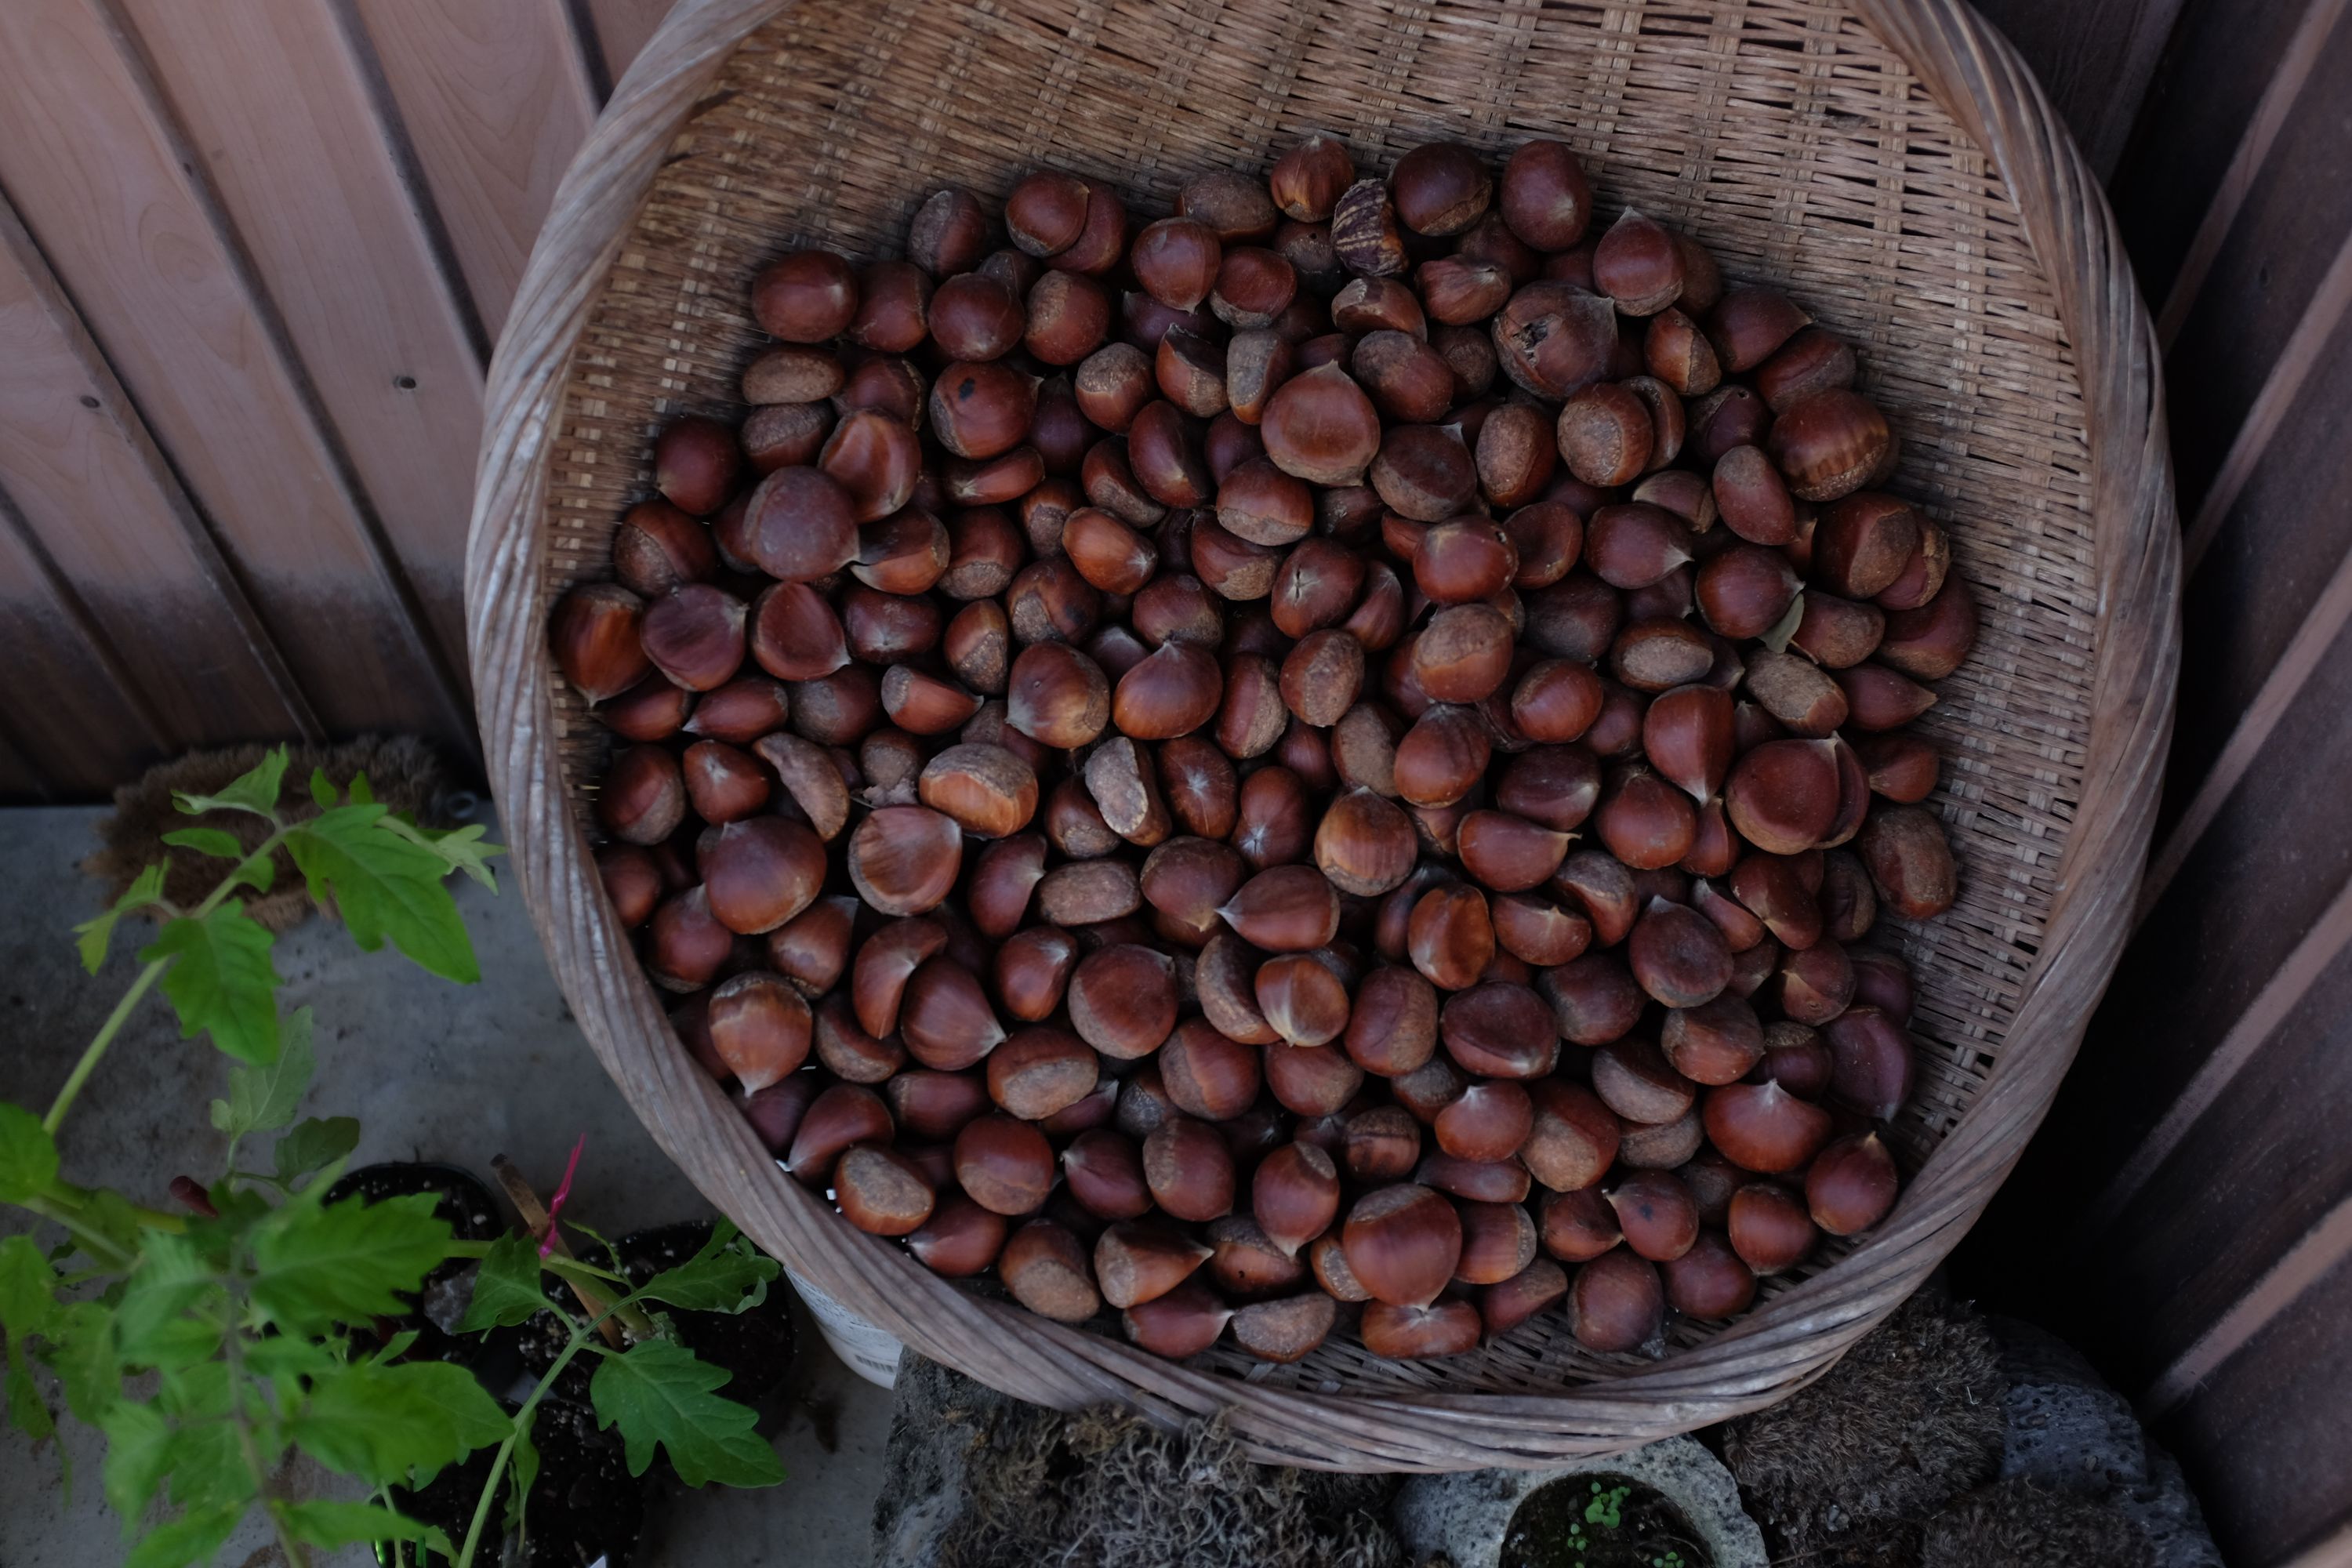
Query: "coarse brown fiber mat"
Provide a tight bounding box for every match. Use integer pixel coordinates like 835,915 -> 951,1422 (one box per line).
469,0 -> 2178,1467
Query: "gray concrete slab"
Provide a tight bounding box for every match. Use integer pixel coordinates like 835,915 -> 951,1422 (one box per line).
0,805 -> 894,1566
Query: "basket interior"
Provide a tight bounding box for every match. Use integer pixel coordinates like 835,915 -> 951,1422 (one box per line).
534,0 -> 2097,1397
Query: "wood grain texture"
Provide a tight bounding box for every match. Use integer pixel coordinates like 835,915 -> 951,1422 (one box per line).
0,192 -> 318,750
2161,13 -> 2352,516
583,0 -> 678,86
350,0 -> 600,339
0,1 -> 462,748
2109,0 -> 2337,306
119,0 -> 485,679
1968,0 -> 2185,178
465,0 -> 2175,1468
0,491 -> 170,795
2103,920 -> 2352,1387
2154,1251 -> 2352,1567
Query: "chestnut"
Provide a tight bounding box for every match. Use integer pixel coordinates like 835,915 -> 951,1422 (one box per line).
1703,1080 -> 1832,1174
1000,1219 -> 1102,1323
1143,1115 -> 1237,1221
1498,140 -> 1591,250
1857,805 -> 1957,920
1123,1279 -> 1233,1356
1341,1184 -> 1463,1307
1808,1130 -> 1900,1235
833,1144 -> 936,1237
785,1083 -> 892,1183
1726,1181 -> 1816,1273
1766,389 -> 1892,503
1606,1169 -> 1699,1261
1661,1230 -> 1756,1318
1568,1249 -> 1664,1352
752,250 -> 858,343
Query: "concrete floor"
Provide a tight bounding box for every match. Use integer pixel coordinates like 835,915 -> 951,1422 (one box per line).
0,806 -> 895,1566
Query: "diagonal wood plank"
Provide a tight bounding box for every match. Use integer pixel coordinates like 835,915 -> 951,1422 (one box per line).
349,0 -> 601,339
119,0 -> 488,681
0,191 -> 321,748
0,0 -> 468,749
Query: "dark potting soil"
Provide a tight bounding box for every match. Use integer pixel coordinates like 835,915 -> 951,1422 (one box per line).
325,1162 -> 505,1366
384,1399 -> 646,1568
1499,1473 -> 1715,1568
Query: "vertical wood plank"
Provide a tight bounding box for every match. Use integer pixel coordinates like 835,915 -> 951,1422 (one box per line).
118,0 -> 488,679
349,0 -> 600,339
0,495 -> 170,795
583,0 -> 679,87
0,194 -> 321,748
0,0 -> 466,749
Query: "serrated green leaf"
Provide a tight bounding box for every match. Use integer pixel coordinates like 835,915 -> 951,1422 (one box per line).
0,1102 -> 61,1207
459,1233 -> 554,1333
249,1191 -> 452,1335
285,807 -> 479,982
101,1400 -> 173,1527
0,1232 -> 57,1334
43,1299 -> 120,1421
124,1501 -> 242,1568
141,906 -> 282,1065
282,1500 -> 452,1555
309,768 -> 339,809
270,1116 -> 359,1187
376,815 -> 503,893
5,1352 -> 56,1444
228,852 -> 274,895
287,1359 -> 509,1486
162,1417 -> 248,1510
161,829 -> 245,861
589,1338 -> 783,1487
114,1234 -> 223,1369
174,746 -> 289,819
629,1221 -> 778,1314
74,862 -> 170,974
209,1007 -> 314,1143
244,1332 -> 340,1389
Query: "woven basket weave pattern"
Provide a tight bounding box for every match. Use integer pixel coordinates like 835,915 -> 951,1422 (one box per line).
470,0 -> 2176,1465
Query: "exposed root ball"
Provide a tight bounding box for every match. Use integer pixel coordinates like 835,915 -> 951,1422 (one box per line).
1919,1479 -> 2155,1568
1720,1290 -> 2005,1565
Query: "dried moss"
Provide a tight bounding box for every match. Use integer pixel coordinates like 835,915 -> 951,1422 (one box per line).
938,1400 -> 1406,1568
83,736 -> 461,931
1919,1479 -> 2154,1568
1719,1290 -> 2005,1566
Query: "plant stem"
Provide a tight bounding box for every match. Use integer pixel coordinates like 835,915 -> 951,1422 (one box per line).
43,960 -> 166,1134
19,1195 -> 136,1272
45,823 -> 287,1136
456,1326 -> 597,1568
221,1311 -> 311,1568
44,1177 -> 187,1232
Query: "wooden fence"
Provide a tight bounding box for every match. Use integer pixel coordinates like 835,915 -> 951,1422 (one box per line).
0,1 -> 2343,1560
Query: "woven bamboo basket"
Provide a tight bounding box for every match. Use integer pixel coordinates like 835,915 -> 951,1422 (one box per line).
468,0 -> 2179,1468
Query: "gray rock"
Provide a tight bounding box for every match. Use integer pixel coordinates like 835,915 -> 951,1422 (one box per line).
1392,1436 -> 1766,1568
1990,1317 -> 2223,1568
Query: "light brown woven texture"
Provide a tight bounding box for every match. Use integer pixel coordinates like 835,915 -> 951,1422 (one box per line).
468,0 -> 2179,1468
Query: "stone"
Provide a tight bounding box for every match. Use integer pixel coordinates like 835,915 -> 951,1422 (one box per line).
1990,1317 -> 2223,1568
1392,1436 -> 1767,1568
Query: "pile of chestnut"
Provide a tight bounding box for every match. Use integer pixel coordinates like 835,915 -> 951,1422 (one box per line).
550,129 -> 1972,1367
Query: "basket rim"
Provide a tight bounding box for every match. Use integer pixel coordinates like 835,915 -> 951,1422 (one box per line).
465,0 -> 2181,1469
